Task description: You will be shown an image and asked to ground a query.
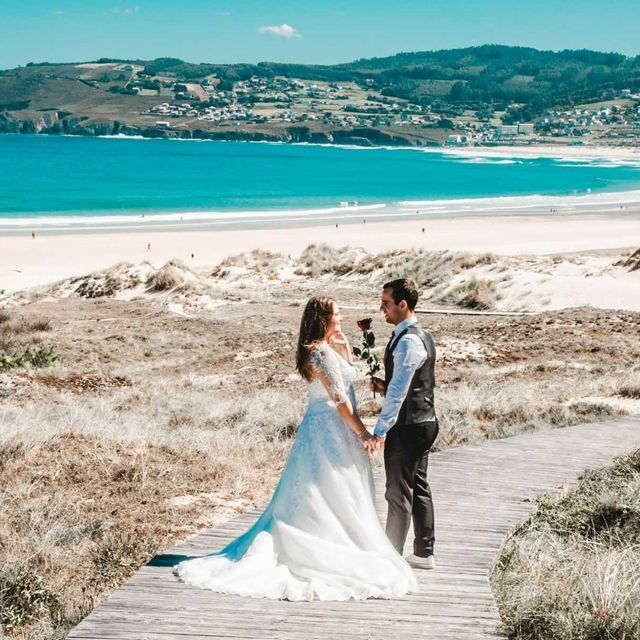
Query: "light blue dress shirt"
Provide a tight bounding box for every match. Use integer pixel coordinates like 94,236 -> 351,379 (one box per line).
373,316 -> 428,438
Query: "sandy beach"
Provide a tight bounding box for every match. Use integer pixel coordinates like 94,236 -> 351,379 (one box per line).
432,144 -> 640,164
1,211 -> 639,294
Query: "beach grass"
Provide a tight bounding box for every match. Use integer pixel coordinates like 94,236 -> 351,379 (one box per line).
0,387 -> 303,639
492,449 -> 640,640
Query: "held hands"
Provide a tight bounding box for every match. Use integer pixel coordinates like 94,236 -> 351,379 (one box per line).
358,429 -> 385,453
368,376 -> 385,395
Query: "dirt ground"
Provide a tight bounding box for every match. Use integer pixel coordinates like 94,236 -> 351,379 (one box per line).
6,296 -> 640,397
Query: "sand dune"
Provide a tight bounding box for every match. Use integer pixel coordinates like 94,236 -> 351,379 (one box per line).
5,243 -> 639,314
1,212 -> 640,298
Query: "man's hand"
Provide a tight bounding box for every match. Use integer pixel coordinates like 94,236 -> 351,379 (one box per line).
368,376 -> 385,395
363,434 -> 385,453
359,430 -> 375,453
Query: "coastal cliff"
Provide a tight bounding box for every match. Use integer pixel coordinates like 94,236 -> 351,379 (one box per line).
0,112 -> 435,147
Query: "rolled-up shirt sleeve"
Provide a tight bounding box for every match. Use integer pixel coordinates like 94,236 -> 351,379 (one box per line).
374,335 -> 427,438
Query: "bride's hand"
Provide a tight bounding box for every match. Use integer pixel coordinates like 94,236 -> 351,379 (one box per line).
330,330 -> 348,345
358,429 -> 375,451
330,331 -> 352,361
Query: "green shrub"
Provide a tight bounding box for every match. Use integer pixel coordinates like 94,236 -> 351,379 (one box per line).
0,344 -> 58,371
0,565 -> 63,631
90,532 -> 153,588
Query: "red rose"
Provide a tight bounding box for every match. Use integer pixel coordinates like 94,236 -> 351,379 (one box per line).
357,318 -> 372,331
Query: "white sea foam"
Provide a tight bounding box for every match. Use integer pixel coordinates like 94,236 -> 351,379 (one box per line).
0,203 -> 388,229
426,145 -> 640,167
73,135 -> 640,167
97,134 -> 149,140
3,189 -> 640,233
400,189 -> 640,212
457,157 -> 520,165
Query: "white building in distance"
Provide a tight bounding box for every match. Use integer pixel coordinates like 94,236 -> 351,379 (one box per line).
517,123 -> 535,135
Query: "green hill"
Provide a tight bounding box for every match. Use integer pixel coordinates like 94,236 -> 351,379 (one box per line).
1,45 -> 639,145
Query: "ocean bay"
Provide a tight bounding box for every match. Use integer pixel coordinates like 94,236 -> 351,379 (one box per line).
1,134 -> 640,228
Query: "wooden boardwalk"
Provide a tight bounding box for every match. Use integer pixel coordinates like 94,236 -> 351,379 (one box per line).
68,416 -> 640,640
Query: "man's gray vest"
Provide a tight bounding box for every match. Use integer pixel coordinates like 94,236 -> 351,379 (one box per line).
383,323 -> 436,428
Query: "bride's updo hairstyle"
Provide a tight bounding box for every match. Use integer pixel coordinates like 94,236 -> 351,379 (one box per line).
296,295 -> 335,381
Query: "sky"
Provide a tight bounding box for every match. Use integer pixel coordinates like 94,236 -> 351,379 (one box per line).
1,0 -> 639,70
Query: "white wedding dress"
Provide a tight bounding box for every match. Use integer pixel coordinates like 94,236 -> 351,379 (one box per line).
175,342 -> 417,601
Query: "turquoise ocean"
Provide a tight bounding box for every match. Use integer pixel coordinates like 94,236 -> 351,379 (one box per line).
1,134 -> 640,230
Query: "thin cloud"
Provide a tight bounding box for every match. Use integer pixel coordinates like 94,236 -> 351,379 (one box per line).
218,11 -> 232,17
111,6 -> 140,15
55,9 -> 64,15
258,23 -> 301,38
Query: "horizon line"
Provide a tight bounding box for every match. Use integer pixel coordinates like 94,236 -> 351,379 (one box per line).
4,42 -> 639,72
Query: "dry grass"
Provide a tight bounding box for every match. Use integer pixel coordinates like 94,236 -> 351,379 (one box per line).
0,312 -> 57,371
492,450 -> 640,640
294,244 -> 496,286
0,291 -> 638,638
435,373 -> 628,449
618,383 -> 640,400
146,260 -> 193,291
610,370 -> 640,401
292,244 -> 508,310
0,386 -> 303,639
433,276 -> 497,310
0,313 -> 52,343
72,262 -> 142,299
294,244 -> 368,278
356,371 -> 631,450
214,249 -> 289,276
613,247 -> 640,272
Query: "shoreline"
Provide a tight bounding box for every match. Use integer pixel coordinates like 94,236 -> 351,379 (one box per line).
5,131 -> 640,163
1,211 -> 639,295
430,144 -> 640,163
2,189 -> 640,236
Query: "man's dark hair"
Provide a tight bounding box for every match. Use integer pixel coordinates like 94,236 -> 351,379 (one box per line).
383,279 -> 419,310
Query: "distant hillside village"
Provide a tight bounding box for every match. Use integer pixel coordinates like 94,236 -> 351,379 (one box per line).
129,68 -> 640,146
448,95 -> 640,146
2,46 -> 640,146
141,75 -> 429,129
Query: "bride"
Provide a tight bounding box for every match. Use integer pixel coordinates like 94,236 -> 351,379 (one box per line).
175,296 -> 417,601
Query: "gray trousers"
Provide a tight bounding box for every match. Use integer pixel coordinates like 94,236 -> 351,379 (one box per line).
383,420 -> 439,557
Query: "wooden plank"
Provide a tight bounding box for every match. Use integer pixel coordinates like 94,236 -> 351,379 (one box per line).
67,415 -> 640,640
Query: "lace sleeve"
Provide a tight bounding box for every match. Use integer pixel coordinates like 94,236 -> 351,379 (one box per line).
309,345 -> 349,407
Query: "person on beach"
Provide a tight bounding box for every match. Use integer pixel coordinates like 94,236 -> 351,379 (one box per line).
175,296 -> 417,601
367,279 -> 439,570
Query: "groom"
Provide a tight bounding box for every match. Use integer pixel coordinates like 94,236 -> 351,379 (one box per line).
366,278 -> 439,570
